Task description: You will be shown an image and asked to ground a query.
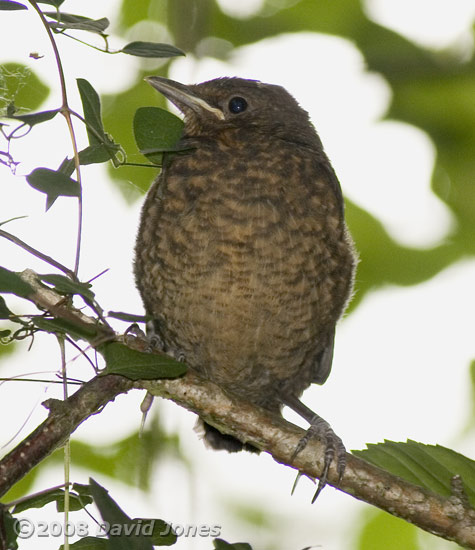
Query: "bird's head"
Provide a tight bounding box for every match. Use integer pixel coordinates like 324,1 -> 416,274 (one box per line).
145,75 -> 322,149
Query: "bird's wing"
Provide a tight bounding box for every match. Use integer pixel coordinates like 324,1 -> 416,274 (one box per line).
311,328 -> 335,385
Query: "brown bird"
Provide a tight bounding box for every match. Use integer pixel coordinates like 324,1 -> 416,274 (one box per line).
134,76 -> 356,497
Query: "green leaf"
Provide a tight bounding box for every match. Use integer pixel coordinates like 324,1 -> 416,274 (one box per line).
60,141 -> 121,176
0,267 -> 33,297
0,295 -> 13,319
48,418 -> 183,493
353,440 -> 475,507
58,156 -> 75,177
1,458 -> 43,504
78,142 -> 120,165
13,488 -> 64,513
32,317 -> 97,340
39,274 -> 95,302
1,509 -> 18,550
213,540 -> 253,550
0,0 -> 27,10
136,518 -> 177,546
56,491 -> 93,512
133,107 -> 184,163
12,486 -> 91,514
88,478 -> 154,550
102,342 -> 187,380
77,78 -> 106,146
26,167 -> 80,210
72,482 -> 94,497
45,12 -> 110,33
0,63 -> 50,113
59,537 -> 109,549
88,478 -> 130,524
101,78 -> 156,193
356,509 -> 420,550
121,42 -> 184,58
9,109 -> 59,126
108,311 -> 148,323
0,329 -> 11,338
12,482 -> 95,516
37,0 -> 64,6
469,360 -> 475,430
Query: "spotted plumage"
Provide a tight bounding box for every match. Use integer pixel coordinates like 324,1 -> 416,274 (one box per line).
134,76 -> 356,488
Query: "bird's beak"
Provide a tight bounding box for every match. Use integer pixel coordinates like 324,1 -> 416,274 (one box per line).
145,76 -> 225,121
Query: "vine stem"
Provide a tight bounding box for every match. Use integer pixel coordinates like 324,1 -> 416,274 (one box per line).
4,483 -> 68,510
26,5 -> 79,549
58,336 -> 70,550
28,1 -> 83,277
0,228 -> 76,279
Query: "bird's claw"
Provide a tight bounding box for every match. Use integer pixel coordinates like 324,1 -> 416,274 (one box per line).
291,415 -> 346,502
139,391 -> 154,436
123,322 -> 165,354
124,322 -> 146,341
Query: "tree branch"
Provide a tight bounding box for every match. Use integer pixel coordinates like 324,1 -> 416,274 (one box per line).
0,374 -> 132,498
0,269 -> 474,547
144,374 -> 475,547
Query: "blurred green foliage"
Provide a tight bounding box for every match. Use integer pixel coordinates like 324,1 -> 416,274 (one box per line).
54,420 -> 184,492
356,509 -> 420,550
0,62 -> 49,113
1,412 -> 182,503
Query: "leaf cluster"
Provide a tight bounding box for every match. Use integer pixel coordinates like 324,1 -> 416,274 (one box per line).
0,267 -> 186,379
2,478 -> 177,549
0,0 -> 184,209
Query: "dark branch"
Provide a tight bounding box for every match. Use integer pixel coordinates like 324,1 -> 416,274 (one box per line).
0,374 -> 132,498
0,230 -> 76,279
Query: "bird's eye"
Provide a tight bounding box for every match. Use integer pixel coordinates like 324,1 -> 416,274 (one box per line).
228,96 -> 248,114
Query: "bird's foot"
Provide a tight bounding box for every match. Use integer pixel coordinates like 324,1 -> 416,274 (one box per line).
174,350 -> 186,362
124,322 -> 146,341
144,320 -> 166,352
123,322 -> 163,351
291,414 -> 346,502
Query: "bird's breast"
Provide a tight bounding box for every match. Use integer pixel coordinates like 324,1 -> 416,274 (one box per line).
135,144 -> 353,403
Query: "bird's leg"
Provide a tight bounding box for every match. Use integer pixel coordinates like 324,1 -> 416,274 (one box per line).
124,322 -> 163,433
145,320 -> 166,352
145,319 -> 188,363
281,394 -> 346,501
123,321 -> 163,352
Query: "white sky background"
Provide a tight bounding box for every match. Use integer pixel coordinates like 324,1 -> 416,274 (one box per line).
1,1 -> 475,549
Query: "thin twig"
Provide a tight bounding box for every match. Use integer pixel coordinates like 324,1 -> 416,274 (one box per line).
28,0 -> 83,277
0,229 -> 76,279
0,378 -> 83,385
53,30 -> 111,54
57,336 -> 71,550
5,483 -> 68,510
